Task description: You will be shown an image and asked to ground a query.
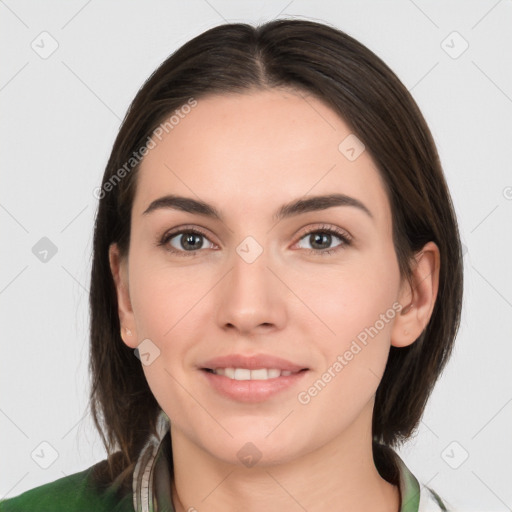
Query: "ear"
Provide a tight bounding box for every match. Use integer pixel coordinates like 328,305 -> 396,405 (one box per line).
391,241 -> 440,348
109,243 -> 138,348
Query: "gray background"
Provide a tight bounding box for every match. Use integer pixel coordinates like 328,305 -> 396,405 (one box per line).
1,1 -> 511,510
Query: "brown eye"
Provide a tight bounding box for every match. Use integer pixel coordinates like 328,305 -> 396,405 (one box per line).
295,225 -> 352,256
158,227 -> 216,256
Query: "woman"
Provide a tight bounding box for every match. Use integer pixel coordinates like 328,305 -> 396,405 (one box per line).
0,18 -> 462,512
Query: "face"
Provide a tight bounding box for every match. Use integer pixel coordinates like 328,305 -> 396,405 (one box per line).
110,89 -> 422,467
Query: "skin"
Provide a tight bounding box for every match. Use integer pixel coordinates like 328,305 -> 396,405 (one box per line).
109,88 -> 440,512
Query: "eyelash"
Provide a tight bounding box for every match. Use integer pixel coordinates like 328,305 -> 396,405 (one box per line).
157,224 -> 352,258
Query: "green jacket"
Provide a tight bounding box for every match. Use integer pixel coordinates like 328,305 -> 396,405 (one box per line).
0,411 -> 450,511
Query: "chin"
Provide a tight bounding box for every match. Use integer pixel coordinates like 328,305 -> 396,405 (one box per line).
201,432 -> 307,468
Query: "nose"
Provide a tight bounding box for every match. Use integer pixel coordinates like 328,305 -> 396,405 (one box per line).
216,247 -> 287,336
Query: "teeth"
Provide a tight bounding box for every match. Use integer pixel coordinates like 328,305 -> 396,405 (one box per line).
234,368 -> 251,380
211,368 -> 295,380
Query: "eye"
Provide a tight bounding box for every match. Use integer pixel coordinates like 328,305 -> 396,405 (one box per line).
157,223 -> 352,257
295,224 -> 352,256
158,226 -> 216,256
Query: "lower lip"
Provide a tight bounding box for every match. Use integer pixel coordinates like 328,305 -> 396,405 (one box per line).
200,369 -> 309,403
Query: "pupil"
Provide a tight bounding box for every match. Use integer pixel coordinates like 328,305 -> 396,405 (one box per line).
182,233 -> 202,250
311,233 -> 331,250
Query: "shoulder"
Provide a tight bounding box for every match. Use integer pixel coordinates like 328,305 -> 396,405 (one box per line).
0,458 -> 134,512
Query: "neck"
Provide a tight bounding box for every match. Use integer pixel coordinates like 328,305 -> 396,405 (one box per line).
168,403 -> 400,512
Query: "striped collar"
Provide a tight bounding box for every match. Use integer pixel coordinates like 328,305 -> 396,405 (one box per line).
133,410 -> 448,512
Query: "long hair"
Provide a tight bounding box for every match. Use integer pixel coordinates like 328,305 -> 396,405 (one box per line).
89,19 -> 463,489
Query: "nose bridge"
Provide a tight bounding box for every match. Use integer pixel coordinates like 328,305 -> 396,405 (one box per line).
232,241 -> 269,294
217,236 -> 285,332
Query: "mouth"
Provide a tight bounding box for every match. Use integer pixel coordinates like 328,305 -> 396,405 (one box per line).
200,366 -> 310,402
198,353 -> 310,401
201,367 -> 308,380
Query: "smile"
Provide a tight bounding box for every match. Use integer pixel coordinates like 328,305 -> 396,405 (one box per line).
204,368 -> 305,380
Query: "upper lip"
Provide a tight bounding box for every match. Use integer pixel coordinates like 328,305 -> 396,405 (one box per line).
200,354 -> 308,372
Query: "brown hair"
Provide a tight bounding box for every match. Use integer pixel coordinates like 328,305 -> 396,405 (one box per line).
89,19 -> 463,489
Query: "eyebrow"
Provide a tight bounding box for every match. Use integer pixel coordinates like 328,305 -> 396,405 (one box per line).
142,193 -> 373,222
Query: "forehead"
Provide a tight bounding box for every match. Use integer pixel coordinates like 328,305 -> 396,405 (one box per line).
133,89 -> 390,225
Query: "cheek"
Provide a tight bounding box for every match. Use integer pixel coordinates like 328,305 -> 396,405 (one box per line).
129,261 -> 198,416
128,253 -> 207,338
127,258 -> 213,400
292,248 -> 400,391
296,276 -> 399,421
290,251 -> 399,339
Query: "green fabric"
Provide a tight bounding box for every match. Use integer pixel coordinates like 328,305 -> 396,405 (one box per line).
0,461 -> 133,512
395,451 -> 421,512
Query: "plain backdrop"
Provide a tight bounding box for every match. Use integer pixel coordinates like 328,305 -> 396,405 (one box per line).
1,1 -> 511,510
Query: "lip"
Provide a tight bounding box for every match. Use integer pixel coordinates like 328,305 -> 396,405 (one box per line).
200,353 -> 308,372
198,353 -> 310,403
200,368 -> 309,403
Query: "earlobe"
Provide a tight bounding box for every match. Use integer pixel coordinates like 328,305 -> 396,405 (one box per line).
109,243 -> 138,348
391,241 -> 440,348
